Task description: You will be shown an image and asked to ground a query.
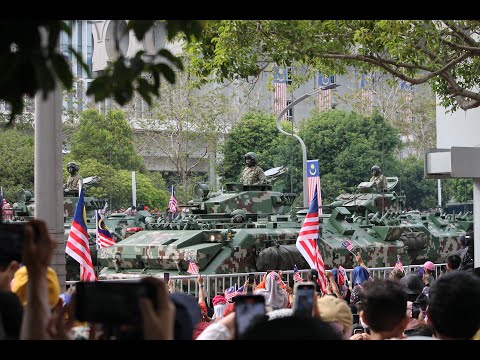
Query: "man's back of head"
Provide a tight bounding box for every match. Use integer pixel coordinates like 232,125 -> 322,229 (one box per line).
359,278 -> 408,339
427,270 -> 480,339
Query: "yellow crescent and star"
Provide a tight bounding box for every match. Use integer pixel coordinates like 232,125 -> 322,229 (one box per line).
308,163 -> 317,176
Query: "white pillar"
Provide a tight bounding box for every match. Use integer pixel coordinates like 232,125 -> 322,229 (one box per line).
34,74 -> 65,291
132,171 -> 137,207
473,178 -> 480,268
437,179 -> 442,208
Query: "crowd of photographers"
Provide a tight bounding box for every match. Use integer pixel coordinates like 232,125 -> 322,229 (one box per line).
1,219 -> 480,341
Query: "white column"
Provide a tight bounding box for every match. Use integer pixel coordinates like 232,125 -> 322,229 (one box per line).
35,27 -> 66,291
34,72 -> 65,290
132,171 -> 137,207
437,179 -> 442,208
473,178 -> 480,268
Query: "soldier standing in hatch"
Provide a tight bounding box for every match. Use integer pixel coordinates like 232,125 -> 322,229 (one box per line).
239,152 -> 267,185
369,165 -> 388,192
64,161 -> 83,193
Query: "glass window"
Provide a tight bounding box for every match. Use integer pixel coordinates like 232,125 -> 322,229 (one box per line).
286,66 -> 293,86
286,100 -> 293,121
76,21 -> 83,77
87,21 -> 93,77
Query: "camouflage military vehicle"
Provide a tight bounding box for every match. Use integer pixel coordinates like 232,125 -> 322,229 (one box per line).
97,174 -> 472,280
97,182 -> 305,280
318,177 -> 472,269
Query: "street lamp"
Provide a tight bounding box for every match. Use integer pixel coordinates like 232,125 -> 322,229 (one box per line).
276,83 -> 340,208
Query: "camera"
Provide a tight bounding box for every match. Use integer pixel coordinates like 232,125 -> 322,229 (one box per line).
74,280 -> 157,324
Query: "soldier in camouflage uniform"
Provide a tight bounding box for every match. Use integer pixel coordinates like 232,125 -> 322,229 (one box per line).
64,161 -> 83,193
369,165 -> 388,192
239,152 -> 267,185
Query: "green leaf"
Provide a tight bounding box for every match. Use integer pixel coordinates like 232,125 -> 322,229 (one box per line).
128,20 -> 156,41
157,63 -> 176,84
69,47 -> 91,78
51,53 -> 73,89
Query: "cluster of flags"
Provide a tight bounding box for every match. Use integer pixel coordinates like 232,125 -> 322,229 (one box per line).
224,284 -> 245,303
65,188 -> 97,282
66,187 -> 116,281
295,184 -> 327,293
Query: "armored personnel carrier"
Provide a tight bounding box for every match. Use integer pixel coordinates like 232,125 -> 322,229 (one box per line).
97,174 -> 472,279
318,177 -> 471,268
97,182 -> 304,279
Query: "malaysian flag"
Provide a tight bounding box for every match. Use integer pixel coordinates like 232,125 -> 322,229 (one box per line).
317,73 -> 334,111
273,66 -> 287,120
168,185 -> 177,213
293,264 -> 303,282
65,188 -> 97,282
394,255 -> 404,273
295,185 -> 326,293
187,258 -> 199,275
307,159 -> 322,214
96,210 -> 115,249
342,239 -> 355,254
400,81 -> 414,122
360,73 -> 374,114
225,285 -> 237,303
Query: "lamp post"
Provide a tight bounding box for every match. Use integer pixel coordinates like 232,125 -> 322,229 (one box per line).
276,83 -> 340,208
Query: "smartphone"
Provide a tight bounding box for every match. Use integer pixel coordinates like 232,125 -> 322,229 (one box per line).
75,280 -> 157,324
352,314 -> 360,325
0,223 -> 26,269
293,281 -> 315,318
234,294 -> 266,339
248,273 -> 255,284
354,328 -> 365,335
164,272 -> 170,282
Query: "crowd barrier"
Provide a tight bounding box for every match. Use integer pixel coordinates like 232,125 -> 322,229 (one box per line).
66,263 -> 446,306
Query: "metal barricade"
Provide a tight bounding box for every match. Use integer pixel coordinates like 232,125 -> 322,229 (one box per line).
65,263 -> 447,306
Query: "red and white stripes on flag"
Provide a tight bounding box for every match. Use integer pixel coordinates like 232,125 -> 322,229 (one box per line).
96,210 -> 115,248
317,89 -> 331,112
65,188 -> 97,282
187,259 -> 199,275
168,185 -> 177,213
293,264 -> 303,282
307,159 -> 322,215
360,73 -> 374,114
273,66 -> 287,120
295,185 -> 326,293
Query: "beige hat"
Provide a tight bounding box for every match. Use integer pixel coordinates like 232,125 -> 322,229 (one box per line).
317,295 -> 353,338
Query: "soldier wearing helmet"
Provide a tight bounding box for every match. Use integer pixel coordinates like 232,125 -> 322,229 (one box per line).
64,161 -> 83,193
239,152 -> 267,185
369,165 -> 387,192
231,209 -> 247,223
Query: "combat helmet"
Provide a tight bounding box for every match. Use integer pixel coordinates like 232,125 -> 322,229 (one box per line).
231,209 -> 247,223
371,165 -> 381,175
67,161 -> 79,171
244,152 -> 257,164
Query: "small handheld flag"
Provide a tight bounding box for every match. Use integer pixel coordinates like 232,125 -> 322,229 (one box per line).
293,264 -> 303,282
187,258 -> 199,275
341,239 -> 356,255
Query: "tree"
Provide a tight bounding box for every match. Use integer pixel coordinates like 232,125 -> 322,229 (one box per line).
61,157 -> 168,210
389,156 -> 438,210
219,112 -> 285,183
130,70 -> 235,191
0,20 -> 205,125
297,110 -> 402,203
335,71 -> 437,156
0,129 -> 34,202
186,20 -> 480,113
70,109 -> 145,172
